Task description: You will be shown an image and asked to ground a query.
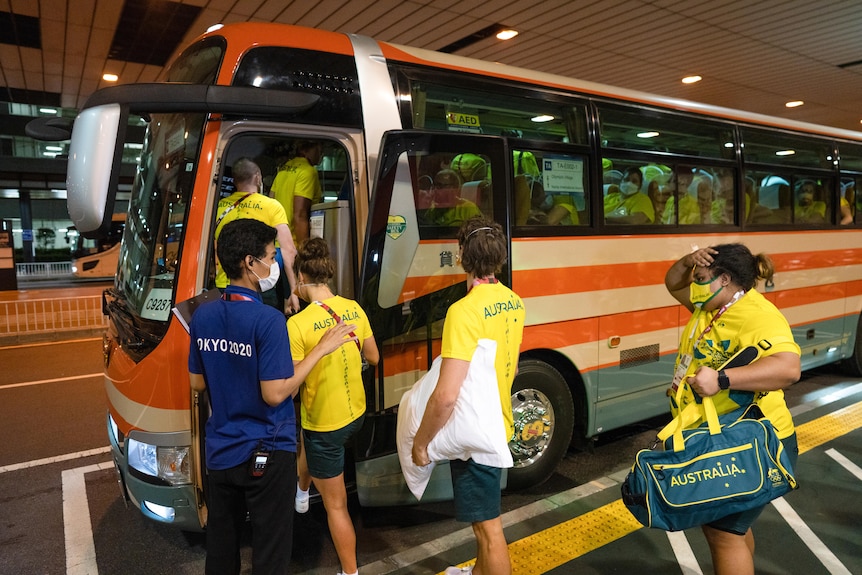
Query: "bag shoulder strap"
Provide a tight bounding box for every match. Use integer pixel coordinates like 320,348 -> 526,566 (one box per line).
314,300 -> 361,350
215,192 -> 254,230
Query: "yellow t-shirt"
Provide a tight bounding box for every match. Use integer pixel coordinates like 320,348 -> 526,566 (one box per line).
287,296 -> 373,432
673,289 -> 800,438
441,281 -> 526,440
214,192 -> 289,288
424,199 -> 482,227
604,192 -> 655,223
271,156 -> 322,240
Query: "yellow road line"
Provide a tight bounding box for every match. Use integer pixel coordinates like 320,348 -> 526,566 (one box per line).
796,401 -> 862,454
437,400 -> 862,575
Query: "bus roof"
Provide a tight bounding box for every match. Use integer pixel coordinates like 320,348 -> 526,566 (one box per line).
374,42 -> 862,143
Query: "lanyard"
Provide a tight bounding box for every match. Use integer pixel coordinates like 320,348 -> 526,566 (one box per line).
314,300 -> 361,350
222,292 -> 256,302
686,290 -> 745,353
470,276 -> 498,291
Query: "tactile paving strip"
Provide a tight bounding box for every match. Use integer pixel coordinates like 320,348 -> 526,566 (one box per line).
796,401 -> 862,454
435,400 -> 862,575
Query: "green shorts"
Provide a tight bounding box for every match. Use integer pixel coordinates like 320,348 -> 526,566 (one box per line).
302,415 -> 364,479
450,458 -> 502,523
707,432 -> 799,535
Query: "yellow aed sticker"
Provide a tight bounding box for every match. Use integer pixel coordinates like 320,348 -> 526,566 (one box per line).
446,112 -> 481,132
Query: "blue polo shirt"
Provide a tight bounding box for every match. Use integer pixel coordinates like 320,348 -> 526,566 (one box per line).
188,285 -> 296,470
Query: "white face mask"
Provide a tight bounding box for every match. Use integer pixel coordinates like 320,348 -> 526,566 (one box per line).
620,181 -> 639,196
253,258 -> 280,292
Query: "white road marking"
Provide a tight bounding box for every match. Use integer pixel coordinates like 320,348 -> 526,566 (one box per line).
0,372 -> 102,390
0,447 -> 111,475
771,497 -> 851,575
825,448 -> 862,481
666,530 -> 703,575
63,462 -> 113,575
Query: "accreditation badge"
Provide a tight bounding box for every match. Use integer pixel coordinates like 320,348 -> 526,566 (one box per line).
670,354 -> 692,394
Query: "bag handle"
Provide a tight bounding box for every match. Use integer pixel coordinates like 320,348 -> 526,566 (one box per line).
657,345 -> 762,451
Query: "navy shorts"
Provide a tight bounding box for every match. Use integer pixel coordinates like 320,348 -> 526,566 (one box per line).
707,432 -> 799,535
302,415 -> 364,479
450,458 -> 502,523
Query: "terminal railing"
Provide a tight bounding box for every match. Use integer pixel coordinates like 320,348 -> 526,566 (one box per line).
16,261 -> 73,278
0,295 -> 107,336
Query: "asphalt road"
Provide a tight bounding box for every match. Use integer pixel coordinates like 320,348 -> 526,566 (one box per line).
0,336 -> 858,575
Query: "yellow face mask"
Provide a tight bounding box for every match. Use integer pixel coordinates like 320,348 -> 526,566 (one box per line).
689,277 -> 722,308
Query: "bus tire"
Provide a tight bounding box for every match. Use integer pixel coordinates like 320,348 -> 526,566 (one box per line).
842,314 -> 862,376
506,359 -> 574,491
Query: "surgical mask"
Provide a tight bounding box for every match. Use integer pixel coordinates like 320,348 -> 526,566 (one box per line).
253,258 -> 280,292
620,181 -> 639,196
689,277 -> 722,308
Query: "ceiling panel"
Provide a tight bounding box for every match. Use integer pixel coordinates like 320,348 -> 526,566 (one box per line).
1,0 -> 861,132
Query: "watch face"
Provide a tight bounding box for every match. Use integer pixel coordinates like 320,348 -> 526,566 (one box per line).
718,372 -> 730,390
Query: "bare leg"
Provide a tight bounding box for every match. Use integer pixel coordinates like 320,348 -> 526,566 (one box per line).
297,432 -> 311,491
470,516 -> 510,575
702,524 -> 754,575
314,473 -> 357,574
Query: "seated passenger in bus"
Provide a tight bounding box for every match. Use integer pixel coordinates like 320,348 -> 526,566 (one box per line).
522,176 -> 580,226
664,172 -> 714,225
648,178 -> 673,224
710,170 -> 735,224
840,180 -> 855,225
639,164 -> 672,224
743,176 -> 773,224
420,169 -> 482,227
604,167 -> 655,224
794,179 -> 826,223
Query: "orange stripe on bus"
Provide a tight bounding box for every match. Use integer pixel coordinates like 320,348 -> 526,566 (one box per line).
762,283 -> 847,308
513,261 -> 673,297
769,248 -> 862,271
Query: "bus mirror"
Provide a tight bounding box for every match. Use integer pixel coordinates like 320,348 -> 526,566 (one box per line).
67,103 -> 126,237
25,116 -> 74,141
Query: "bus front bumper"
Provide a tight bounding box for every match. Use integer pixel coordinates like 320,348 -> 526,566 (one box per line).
107,412 -> 203,531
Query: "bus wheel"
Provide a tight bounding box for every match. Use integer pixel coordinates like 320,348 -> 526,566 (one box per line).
506,360 -> 574,491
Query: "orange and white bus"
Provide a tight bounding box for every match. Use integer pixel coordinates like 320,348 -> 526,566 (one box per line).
69,213 -> 125,279
49,22 -> 862,530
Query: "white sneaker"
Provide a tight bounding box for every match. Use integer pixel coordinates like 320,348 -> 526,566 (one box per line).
444,567 -> 472,574
295,488 -> 309,513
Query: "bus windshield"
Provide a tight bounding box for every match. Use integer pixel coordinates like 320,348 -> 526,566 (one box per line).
109,112 -> 204,358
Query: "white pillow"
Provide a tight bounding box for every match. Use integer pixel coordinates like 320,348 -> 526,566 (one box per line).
396,338 -> 513,500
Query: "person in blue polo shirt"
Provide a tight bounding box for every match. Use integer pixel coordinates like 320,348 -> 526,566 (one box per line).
188,218 -> 356,575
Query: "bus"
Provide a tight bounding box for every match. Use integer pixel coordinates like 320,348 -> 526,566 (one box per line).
69,213 -> 125,279
53,22 -> 862,530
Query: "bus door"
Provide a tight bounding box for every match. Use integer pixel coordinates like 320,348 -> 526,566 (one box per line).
191,127 -> 363,517
356,131 -> 508,506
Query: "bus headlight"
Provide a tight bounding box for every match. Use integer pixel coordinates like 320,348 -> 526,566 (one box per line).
127,438 -> 191,485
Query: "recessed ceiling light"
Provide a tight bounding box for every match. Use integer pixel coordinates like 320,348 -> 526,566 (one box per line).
496,29 -> 518,40
103,73 -> 119,82
775,150 -> 796,156
531,114 -> 554,122
785,100 -> 804,108
637,131 -> 660,138
682,75 -> 702,84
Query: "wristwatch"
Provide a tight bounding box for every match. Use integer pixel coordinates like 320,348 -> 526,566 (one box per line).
717,370 -> 731,390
